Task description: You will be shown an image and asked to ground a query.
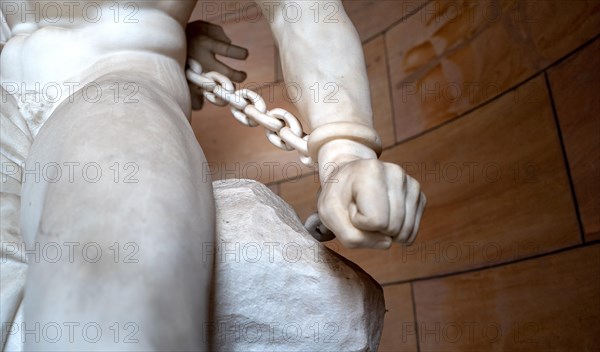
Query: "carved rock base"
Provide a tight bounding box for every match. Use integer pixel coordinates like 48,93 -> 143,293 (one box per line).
212,179 -> 385,351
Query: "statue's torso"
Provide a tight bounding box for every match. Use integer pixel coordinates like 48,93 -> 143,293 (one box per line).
1,1 -> 197,94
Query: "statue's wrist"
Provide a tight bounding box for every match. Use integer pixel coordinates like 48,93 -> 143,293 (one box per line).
317,139 -> 378,185
307,121 -> 382,184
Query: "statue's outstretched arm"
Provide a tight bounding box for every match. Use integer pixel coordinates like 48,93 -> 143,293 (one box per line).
257,0 -> 427,249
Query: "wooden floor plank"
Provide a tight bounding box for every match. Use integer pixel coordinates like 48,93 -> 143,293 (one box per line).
386,0 -> 600,142
342,0 -> 427,42
413,244 -> 600,351
548,39 -> 600,240
378,284 -> 418,352
364,36 -> 396,147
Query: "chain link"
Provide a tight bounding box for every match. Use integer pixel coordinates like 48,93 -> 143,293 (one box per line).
186,58 -> 314,166
185,58 -> 333,241
304,213 -> 335,242
203,71 -> 234,106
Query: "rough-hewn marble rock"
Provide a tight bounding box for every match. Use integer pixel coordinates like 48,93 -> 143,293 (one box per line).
211,179 -> 385,351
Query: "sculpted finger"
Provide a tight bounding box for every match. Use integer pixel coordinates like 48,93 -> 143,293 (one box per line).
349,163 -> 389,232
188,36 -> 247,62
203,59 -> 247,83
383,164 -> 407,237
205,23 -> 232,43
324,211 -> 392,249
319,195 -> 391,249
395,176 -> 421,243
407,192 -> 427,244
211,40 -> 249,60
187,21 -> 232,43
187,37 -> 220,64
346,229 -> 393,249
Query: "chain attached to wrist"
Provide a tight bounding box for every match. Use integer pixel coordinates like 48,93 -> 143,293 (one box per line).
186,58 -> 314,167
308,122 -> 382,161
185,58 -> 381,242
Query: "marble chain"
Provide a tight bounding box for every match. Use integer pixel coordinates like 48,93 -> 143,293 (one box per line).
185,58 -> 314,167
185,58 -> 334,241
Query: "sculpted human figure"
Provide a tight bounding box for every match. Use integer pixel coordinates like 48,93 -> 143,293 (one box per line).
0,1 -> 426,350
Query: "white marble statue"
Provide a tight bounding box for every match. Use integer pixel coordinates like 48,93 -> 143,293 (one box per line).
0,1 -> 426,350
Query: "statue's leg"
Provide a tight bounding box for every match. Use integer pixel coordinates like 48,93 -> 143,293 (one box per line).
1,88 -> 31,351
20,74 -> 214,351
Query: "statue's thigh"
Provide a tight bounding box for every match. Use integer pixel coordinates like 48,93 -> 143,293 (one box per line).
20,77 -> 213,351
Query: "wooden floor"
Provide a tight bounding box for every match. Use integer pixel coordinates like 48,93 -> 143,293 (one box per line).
190,1 -> 600,350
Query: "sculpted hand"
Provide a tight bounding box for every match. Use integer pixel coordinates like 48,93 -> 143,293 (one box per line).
186,20 -> 249,110
317,143 -> 427,249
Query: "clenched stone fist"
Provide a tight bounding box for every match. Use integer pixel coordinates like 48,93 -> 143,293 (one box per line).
317,140 -> 427,249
